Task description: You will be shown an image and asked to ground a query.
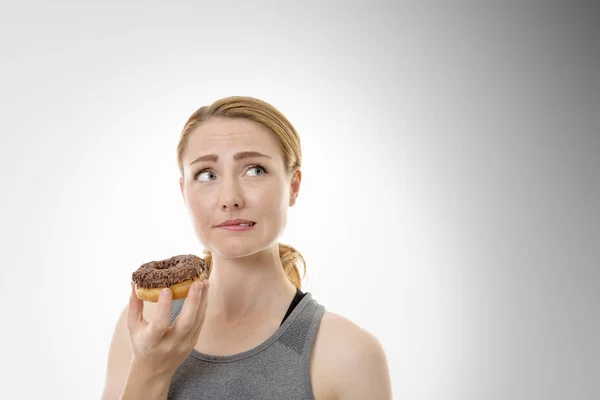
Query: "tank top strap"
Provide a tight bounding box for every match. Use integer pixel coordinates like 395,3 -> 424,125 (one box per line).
276,295 -> 324,358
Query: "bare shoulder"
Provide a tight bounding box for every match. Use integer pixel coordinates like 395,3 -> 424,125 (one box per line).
311,311 -> 393,400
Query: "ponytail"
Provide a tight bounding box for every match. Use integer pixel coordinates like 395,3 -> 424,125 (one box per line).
278,243 -> 306,289
201,243 -> 306,289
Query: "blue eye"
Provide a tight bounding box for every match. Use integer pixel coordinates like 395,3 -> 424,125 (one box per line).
195,169 -> 216,181
246,165 -> 267,176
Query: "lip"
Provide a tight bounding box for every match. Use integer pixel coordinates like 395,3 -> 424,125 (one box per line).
215,218 -> 256,228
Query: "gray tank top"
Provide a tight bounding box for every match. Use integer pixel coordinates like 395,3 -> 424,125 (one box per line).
167,293 -> 326,400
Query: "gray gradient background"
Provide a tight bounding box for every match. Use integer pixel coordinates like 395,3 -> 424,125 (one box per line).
1,1 -> 599,399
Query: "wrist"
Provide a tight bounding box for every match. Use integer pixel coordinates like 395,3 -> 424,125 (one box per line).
120,359 -> 173,400
131,357 -> 174,380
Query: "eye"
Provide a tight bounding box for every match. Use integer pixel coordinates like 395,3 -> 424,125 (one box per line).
246,165 -> 268,177
194,169 -> 217,181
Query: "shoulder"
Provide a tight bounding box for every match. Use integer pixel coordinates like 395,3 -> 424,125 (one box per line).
311,310 -> 393,400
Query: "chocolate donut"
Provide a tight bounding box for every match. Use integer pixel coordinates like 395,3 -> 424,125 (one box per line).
132,254 -> 208,301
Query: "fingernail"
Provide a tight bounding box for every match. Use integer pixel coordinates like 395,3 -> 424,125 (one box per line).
193,282 -> 202,292
162,288 -> 171,296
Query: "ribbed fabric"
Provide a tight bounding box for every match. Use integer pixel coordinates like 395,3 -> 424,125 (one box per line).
167,293 -> 325,400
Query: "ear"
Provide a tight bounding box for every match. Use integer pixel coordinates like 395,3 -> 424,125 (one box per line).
289,168 -> 302,207
179,176 -> 186,206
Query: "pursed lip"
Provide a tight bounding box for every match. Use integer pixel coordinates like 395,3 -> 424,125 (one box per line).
215,218 -> 256,227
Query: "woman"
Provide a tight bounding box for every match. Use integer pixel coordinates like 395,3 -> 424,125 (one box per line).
101,96 -> 393,399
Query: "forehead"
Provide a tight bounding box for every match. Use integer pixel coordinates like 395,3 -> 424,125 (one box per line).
184,117 -> 281,160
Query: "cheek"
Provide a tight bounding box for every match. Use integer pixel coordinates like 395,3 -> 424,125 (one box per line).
186,190 -> 216,223
248,182 -> 288,222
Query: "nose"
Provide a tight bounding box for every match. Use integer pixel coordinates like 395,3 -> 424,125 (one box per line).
222,198 -> 243,210
220,181 -> 245,211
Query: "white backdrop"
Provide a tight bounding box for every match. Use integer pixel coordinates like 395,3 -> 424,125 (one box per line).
1,1 -> 599,399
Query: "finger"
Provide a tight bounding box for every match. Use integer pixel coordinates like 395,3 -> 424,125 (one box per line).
172,280 -> 204,336
148,288 -> 173,342
188,280 -> 210,343
127,282 -> 144,332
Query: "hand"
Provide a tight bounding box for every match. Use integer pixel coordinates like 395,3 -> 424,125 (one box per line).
126,280 -> 209,380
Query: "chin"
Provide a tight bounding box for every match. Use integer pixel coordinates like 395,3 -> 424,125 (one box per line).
206,236 -> 279,260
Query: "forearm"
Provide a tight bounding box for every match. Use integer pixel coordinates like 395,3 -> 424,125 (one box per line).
120,360 -> 173,400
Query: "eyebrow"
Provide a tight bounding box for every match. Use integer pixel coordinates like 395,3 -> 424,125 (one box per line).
189,151 -> 272,166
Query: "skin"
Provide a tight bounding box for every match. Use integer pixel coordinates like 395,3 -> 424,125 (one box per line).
101,117 -> 393,399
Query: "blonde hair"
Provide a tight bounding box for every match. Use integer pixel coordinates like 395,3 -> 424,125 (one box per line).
176,96 -> 306,289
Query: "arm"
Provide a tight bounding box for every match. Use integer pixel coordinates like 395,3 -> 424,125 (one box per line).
100,305 -> 133,400
119,359 -> 173,400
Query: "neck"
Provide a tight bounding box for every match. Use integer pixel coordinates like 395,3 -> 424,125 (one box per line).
206,244 -> 297,324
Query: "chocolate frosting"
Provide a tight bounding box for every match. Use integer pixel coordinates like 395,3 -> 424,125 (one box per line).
132,254 -> 207,289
